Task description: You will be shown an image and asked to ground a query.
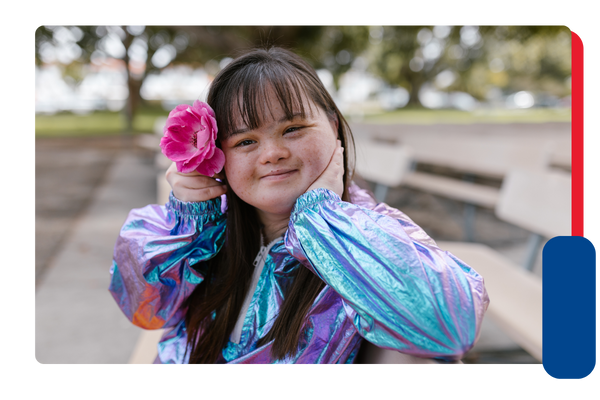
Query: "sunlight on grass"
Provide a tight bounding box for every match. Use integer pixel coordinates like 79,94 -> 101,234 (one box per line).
359,108 -> 571,125
35,110 -> 168,137
36,107 -> 570,138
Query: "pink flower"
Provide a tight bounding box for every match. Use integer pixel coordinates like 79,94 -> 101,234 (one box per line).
160,100 -> 225,176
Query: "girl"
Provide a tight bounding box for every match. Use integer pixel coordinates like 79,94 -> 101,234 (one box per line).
109,47 -> 489,364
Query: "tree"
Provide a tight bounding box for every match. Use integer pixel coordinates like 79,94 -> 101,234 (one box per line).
35,26 -> 328,132
364,26 -> 571,107
35,25 -> 571,119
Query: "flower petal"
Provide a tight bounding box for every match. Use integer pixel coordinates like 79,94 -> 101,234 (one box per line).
196,120 -> 211,145
161,137 -> 196,161
196,148 -> 225,176
165,125 -> 194,144
193,100 -> 215,117
177,158 -> 201,174
168,104 -> 192,118
164,102 -> 221,174
198,115 -> 215,140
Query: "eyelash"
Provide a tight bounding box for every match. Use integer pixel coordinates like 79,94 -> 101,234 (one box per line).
234,126 -> 303,147
236,139 -> 255,147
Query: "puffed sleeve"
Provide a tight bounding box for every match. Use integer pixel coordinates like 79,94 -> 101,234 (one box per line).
109,192 -> 226,330
284,187 -> 489,360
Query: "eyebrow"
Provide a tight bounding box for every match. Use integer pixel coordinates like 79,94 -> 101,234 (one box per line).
229,112 -> 307,136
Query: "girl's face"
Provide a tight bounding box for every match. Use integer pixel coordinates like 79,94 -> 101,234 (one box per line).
220,91 -> 339,218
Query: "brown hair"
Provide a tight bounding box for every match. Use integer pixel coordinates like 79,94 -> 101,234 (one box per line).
184,47 -> 355,363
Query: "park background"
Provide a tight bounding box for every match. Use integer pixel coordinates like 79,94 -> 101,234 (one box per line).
35,25 -> 571,364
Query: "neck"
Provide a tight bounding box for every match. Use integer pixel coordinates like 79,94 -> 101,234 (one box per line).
256,209 -> 290,245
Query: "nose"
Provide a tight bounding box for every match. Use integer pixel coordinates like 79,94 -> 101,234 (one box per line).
258,139 -> 291,164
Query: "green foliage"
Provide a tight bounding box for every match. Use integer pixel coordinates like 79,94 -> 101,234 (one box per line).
302,26 -> 370,88
361,26 -> 571,105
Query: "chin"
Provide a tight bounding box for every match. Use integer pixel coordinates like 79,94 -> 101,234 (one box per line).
235,184 -> 311,217
255,200 -> 295,216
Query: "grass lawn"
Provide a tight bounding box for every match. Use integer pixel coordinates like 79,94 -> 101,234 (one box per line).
35,109 -> 168,137
361,107 -> 571,125
36,107 -> 571,138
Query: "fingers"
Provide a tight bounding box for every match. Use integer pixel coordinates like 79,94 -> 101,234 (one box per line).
166,162 -> 228,202
331,140 -> 345,174
305,140 -> 345,197
212,171 -> 225,180
176,184 -> 227,203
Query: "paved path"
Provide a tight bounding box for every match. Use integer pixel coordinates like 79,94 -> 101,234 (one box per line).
36,148 -> 156,363
36,137 -> 121,283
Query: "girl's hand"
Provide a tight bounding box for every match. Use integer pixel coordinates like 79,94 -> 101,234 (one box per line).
165,162 -> 227,202
306,140 -> 344,198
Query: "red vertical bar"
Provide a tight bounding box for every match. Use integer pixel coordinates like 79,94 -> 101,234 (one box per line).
571,32 -> 583,236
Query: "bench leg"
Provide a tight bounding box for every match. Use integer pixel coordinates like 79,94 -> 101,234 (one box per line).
374,183 -> 389,203
462,173 -> 477,242
523,233 -> 543,271
463,203 -> 476,242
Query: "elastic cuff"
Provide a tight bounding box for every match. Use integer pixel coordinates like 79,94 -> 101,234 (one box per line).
292,188 -> 341,216
166,191 -> 223,217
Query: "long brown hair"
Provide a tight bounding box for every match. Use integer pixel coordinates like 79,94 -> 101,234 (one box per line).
184,47 -> 355,363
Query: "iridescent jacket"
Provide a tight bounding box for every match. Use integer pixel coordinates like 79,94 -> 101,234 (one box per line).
109,184 -> 489,363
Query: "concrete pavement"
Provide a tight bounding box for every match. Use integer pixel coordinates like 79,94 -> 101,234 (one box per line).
36,150 -> 156,363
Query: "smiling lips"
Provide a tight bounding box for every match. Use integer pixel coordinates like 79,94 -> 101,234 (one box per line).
261,169 -> 298,181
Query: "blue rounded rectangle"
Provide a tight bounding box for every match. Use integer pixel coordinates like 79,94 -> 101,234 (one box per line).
543,236 -> 595,379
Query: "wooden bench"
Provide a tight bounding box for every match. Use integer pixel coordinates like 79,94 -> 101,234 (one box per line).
352,125 -> 570,244
353,138 -> 414,202
352,124 -> 571,209
353,136 -> 503,242
352,170 -> 568,364
437,168 -> 571,362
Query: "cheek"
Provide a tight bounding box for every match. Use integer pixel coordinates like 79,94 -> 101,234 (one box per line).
223,153 -> 252,196
301,137 -> 336,178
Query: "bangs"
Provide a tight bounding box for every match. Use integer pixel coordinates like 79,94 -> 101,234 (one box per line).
213,62 -> 323,140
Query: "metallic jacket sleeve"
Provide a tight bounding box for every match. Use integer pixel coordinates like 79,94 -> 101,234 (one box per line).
109,192 -> 226,329
285,187 -> 489,360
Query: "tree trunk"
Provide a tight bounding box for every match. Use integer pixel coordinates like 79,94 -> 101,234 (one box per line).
126,77 -> 142,132
401,66 -> 423,108
122,28 -> 137,137
407,79 -> 423,107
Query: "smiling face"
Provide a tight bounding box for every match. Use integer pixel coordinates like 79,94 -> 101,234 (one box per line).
220,89 -> 339,219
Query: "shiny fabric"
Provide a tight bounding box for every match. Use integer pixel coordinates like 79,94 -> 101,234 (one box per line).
109,183 -> 489,363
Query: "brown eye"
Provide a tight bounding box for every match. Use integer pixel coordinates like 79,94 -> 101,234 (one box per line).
285,126 -> 301,134
236,139 -> 255,147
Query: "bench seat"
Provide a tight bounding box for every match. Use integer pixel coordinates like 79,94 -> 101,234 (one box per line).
437,240 -> 542,361
403,171 -> 500,208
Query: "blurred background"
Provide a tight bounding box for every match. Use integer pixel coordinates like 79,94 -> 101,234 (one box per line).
35,26 -> 571,364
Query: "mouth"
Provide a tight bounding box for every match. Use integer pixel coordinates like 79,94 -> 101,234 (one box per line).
261,169 -> 298,181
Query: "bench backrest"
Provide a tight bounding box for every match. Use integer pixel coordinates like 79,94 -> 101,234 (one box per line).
354,139 -> 413,187
351,122 -> 570,178
495,168 -> 571,238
